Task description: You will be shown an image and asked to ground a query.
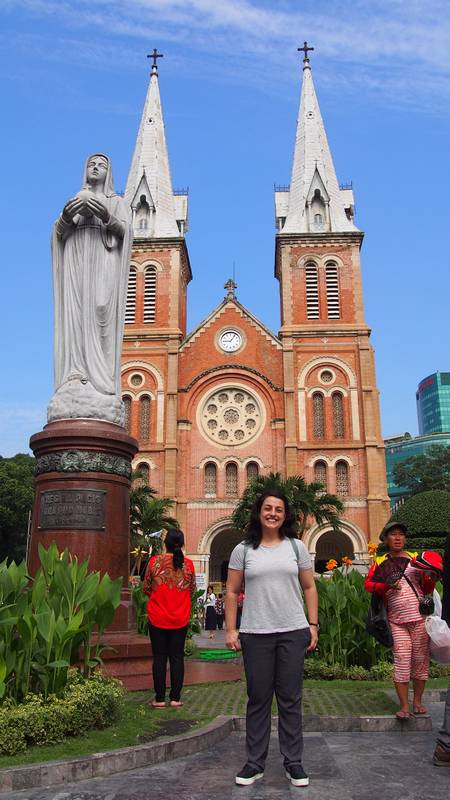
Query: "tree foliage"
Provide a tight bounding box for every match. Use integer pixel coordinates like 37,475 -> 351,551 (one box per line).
129,472 -> 178,550
391,489 -> 450,551
231,472 -> 344,536
392,444 -> 450,494
0,454 -> 35,563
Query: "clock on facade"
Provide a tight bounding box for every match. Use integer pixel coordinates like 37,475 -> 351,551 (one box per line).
219,330 -> 242,352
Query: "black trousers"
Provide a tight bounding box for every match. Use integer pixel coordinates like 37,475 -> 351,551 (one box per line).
149,624 -> 188,701
240,628 -> 311,771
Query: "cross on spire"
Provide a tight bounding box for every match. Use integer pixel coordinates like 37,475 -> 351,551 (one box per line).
298,41 -> 314,64
147,48 -> 164,74
224,278 -> 237,300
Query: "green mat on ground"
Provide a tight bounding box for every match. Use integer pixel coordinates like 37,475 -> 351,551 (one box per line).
198,649 -> 240,660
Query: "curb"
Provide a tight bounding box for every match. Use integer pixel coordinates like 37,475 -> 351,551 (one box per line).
0,713 -> 434,794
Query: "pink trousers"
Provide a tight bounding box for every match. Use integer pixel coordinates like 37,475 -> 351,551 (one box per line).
390,619 -> 430,682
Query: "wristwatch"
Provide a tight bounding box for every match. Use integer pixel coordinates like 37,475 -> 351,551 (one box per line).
308,622 -> 320,630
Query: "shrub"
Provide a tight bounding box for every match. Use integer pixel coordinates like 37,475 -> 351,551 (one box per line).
316,569 -> 390,668
392,490 -> 450,550
0,673 -> 124,755
0,544 -> 122,702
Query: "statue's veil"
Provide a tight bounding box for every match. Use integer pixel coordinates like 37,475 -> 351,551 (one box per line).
81,153 -> 116,197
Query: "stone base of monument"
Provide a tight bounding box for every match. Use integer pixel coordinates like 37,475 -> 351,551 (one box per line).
29,419 -> 139,634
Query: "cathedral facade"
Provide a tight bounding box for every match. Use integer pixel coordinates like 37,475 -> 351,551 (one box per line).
121,53 -> 390,584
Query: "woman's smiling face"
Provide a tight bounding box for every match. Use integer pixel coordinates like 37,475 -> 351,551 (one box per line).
259,496 -> 286,532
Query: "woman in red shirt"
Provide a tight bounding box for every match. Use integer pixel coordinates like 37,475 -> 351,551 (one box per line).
143,529 -> 196,708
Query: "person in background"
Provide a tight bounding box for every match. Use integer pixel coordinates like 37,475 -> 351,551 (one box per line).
365,525 -> 442,719
205,584 -> 217,640
143,529 -> 196,708
226,490 -> 318,788
364,522 -> 417,595
433,532 -> 450,766
215,592 -> 225,630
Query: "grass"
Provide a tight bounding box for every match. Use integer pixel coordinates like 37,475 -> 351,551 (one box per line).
2,676 -> 435,769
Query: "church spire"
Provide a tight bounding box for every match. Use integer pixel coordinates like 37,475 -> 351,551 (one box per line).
125,52 -> 187,239
277,45 -> 356,235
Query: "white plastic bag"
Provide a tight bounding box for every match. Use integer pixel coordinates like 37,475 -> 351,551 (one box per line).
433,589 -> 442,617
425,614 -> 450,663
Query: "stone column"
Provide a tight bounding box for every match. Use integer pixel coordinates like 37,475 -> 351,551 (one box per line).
29,419 -> 138,632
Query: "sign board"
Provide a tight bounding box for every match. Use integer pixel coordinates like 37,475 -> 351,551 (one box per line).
38,489 -> 106,530
195,572 -> 206,590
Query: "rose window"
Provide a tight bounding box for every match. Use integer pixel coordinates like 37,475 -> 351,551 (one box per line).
200,387 -> 263,446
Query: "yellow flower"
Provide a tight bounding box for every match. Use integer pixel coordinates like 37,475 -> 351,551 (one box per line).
326,559 -> 338,571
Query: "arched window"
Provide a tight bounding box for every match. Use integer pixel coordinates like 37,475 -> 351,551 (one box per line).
312,392 -> 325,439
326,262 -> 340,319
139,395 -> 151,441
125,267 -> 137,324
204,462 -> 217,496
136,462 -> 150,485
332,392 -> 345,439
314,460 -> 327,489
336,460 -> 349,497
246,461 -> 259,483
225,462 -> 238,497
305,263 -> 319,319
123,396 -> 132,434
144,267 -> 157,323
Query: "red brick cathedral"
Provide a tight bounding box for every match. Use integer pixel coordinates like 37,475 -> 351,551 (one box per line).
121,52 -> 389,584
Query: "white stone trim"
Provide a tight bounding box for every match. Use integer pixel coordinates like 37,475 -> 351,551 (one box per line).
122,361 -> 165,442
132,455 -> 157,471
197,516 -> 235,554
303,519 -> 368,561
298,356 -> 359,442
135,390 -> 155,401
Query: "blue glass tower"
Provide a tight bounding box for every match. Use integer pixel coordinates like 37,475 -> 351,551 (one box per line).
416,372 -> 450,435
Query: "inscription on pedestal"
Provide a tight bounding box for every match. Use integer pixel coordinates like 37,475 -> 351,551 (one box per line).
38,489 -> 106,530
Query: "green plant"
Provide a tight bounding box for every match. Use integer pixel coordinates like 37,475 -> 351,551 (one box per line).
315,569 -> 390,668
0,544 -> 122,702
391,490 -> 450,551
392,444 -> 450,495
187,589 -> 203,640
131,581 -> 149,635
0,453 -> 35,563
0,673 -> 124,755
231,472 -> 343,536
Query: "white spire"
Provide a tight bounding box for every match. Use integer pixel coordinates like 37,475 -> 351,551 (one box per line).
125,58 -> 187,239
277,52 -> 357,235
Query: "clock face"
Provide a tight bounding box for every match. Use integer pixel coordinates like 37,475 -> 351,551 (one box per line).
219,330 -> 242,352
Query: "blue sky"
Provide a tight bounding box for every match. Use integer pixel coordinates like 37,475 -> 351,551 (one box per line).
1,0 -> 450,456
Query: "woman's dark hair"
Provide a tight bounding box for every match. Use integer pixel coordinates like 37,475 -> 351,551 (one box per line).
207,584 -> 213,593
245,489 -> 298,549
165,528 -> 185,570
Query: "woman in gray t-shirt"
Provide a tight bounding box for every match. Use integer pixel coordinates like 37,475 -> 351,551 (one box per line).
226,490 -> 318,788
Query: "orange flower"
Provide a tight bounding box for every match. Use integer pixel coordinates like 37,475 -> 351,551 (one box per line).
326,559 -> 338,571
367,541 -> 378,555
342,556 -> 353,567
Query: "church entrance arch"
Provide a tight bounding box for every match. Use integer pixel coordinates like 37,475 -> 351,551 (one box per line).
209,527 -> 243,585
314,530 -> 355,574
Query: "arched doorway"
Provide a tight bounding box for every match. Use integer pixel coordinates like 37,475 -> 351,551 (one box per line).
314,530 -> 355,574
209,528 -> 243,585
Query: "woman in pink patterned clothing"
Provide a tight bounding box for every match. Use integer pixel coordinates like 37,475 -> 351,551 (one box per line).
378,551 -> 443,719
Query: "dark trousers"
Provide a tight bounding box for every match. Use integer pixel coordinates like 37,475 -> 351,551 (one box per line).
240,628 -> 311,771
216,614 -> 224,630
149,624 -> 188,702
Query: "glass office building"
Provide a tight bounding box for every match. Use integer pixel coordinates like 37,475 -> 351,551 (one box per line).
385,431 -> 450,507
417,372 -> 450,435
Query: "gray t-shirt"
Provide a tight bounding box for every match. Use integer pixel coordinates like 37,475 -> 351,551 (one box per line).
228,538 -> 311,633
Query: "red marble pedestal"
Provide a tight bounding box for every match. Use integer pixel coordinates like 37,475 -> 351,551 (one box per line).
29,419 -> 139,632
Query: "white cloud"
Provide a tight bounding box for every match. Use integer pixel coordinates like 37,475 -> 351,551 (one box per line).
4,1 -> 450,110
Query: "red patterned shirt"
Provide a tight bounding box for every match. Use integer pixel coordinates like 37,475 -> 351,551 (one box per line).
143,553 -> 196,629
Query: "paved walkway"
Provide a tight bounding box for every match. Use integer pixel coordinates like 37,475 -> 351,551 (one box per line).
5,702 -> 450,800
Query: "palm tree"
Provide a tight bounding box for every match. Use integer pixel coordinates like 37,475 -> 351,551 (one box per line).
231,472 -> 344,537
129,470 -> 179,572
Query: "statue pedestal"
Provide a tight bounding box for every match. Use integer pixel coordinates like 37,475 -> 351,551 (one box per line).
29,419 -> 139,632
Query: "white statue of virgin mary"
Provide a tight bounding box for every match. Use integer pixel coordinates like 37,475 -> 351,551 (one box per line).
48,154 -> 132,425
